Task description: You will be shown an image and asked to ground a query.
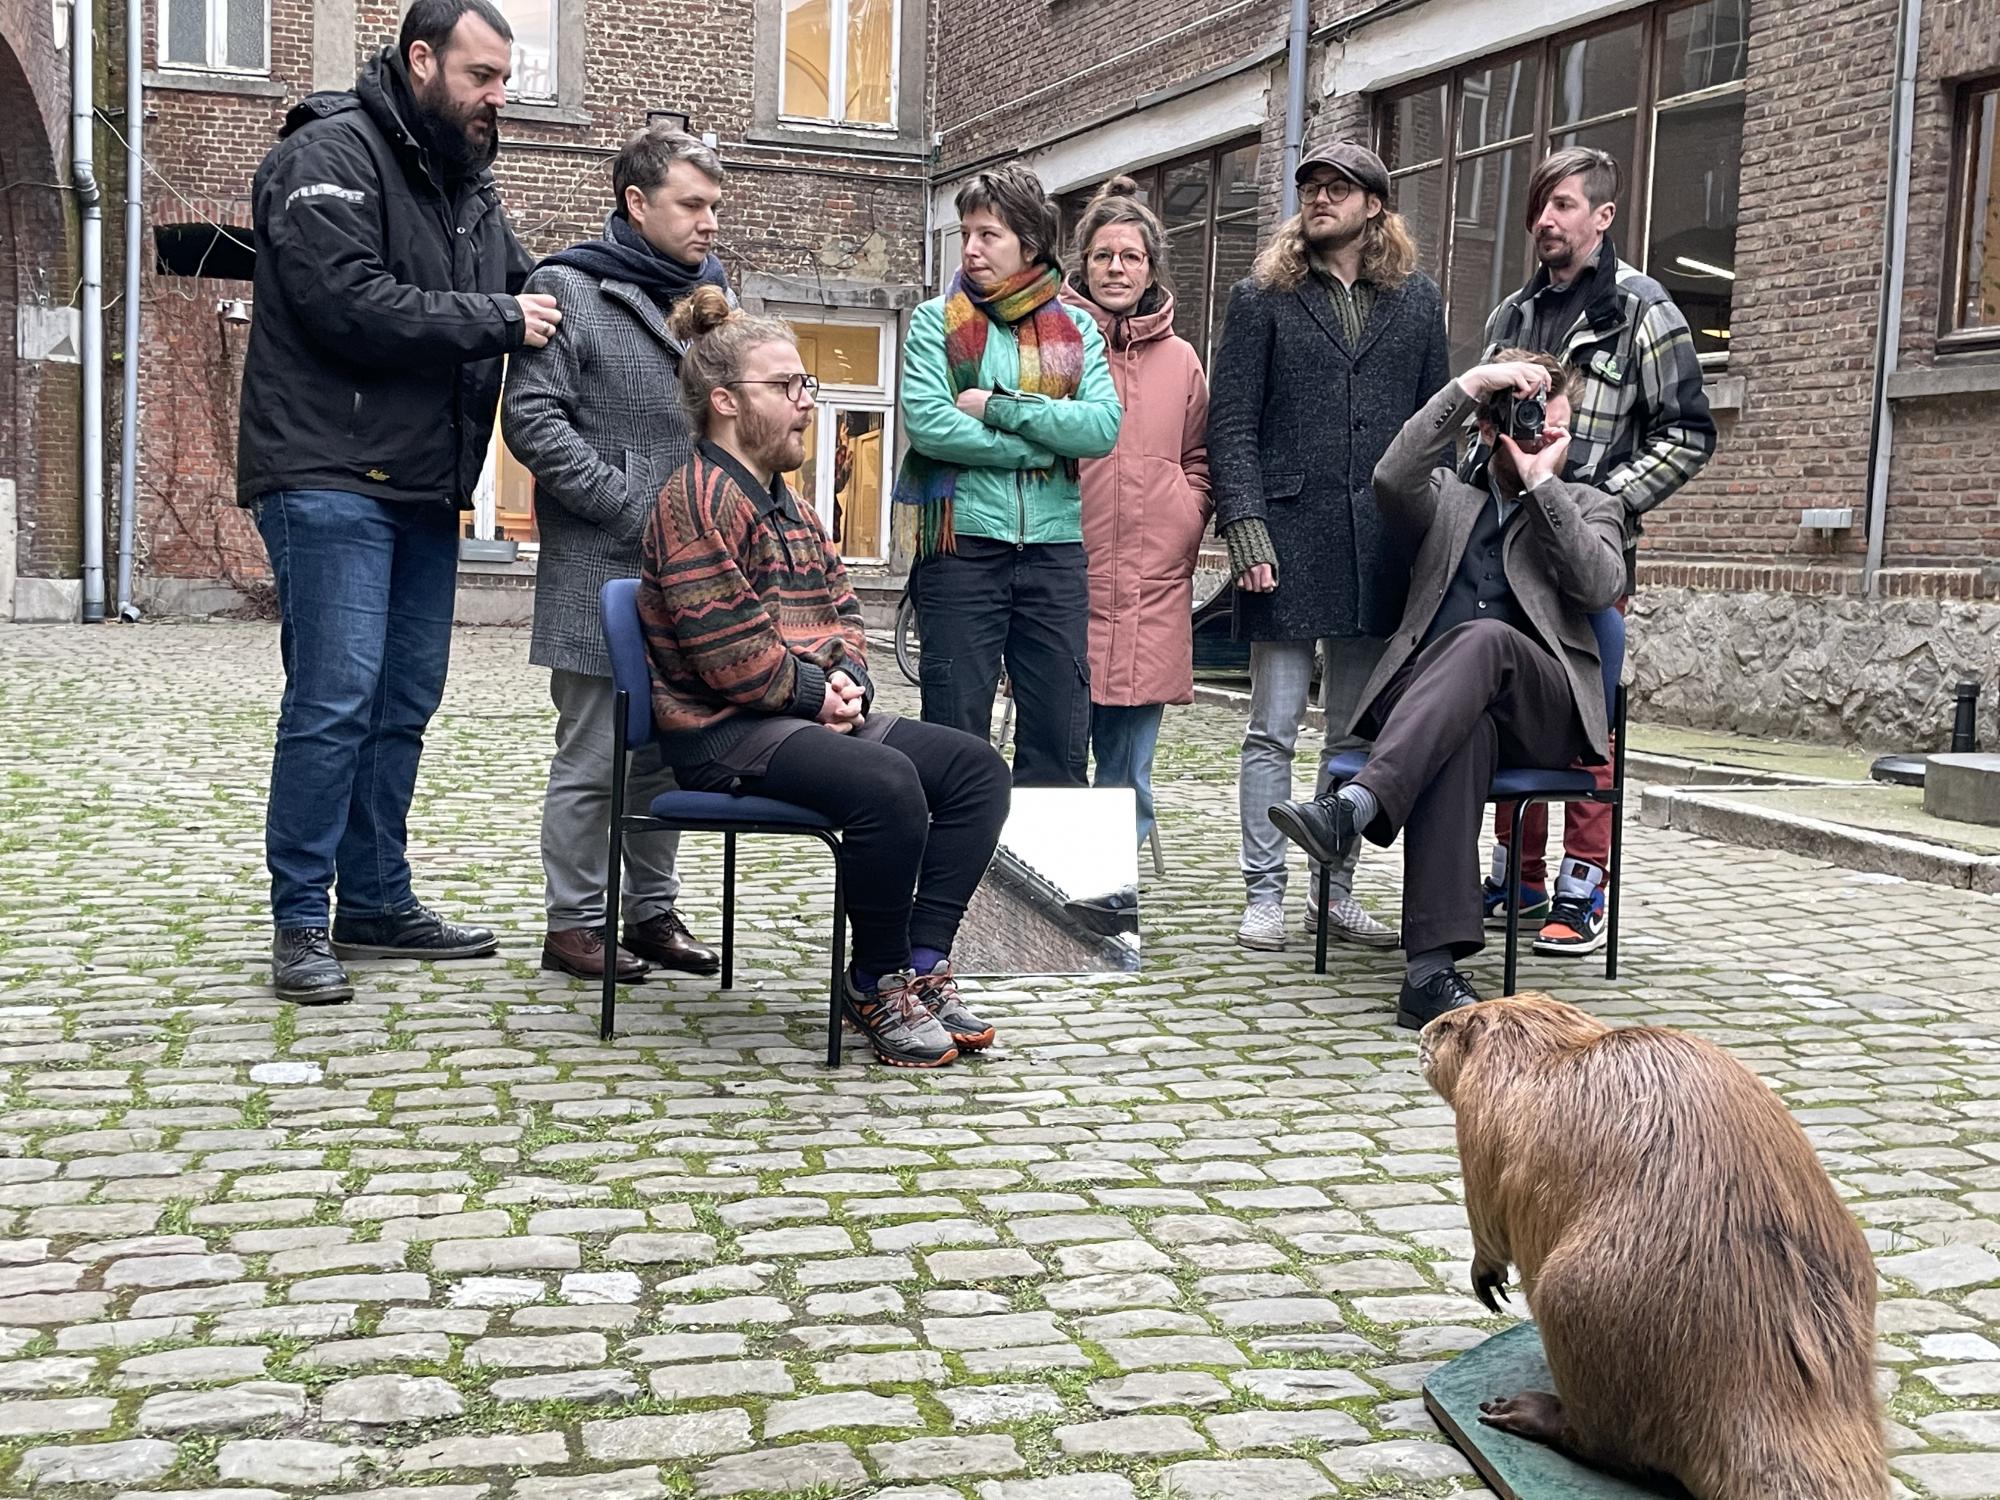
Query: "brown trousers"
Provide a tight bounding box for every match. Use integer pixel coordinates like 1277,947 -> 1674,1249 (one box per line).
1352,620 -> 1592,960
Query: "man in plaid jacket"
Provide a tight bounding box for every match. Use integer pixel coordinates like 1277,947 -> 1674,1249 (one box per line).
1471,145 -> 1717,958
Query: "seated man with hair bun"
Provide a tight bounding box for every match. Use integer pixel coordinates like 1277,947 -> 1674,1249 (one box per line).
1267,350 -> 1627,1031
638,287 -> 1013,1070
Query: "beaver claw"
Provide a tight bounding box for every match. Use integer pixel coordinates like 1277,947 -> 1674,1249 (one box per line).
1473,1267 -> 1512,1313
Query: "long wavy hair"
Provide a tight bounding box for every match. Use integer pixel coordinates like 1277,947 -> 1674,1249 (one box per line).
1251,205 -> 1419,293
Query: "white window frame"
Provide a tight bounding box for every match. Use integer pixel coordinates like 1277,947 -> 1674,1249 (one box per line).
159,0 -> 268,74
778,0 -> 901,132
500,0 -> 559,101
777,305 -> 899,563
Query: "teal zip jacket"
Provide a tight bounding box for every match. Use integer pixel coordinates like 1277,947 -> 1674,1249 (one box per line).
898,294 -> 1123,545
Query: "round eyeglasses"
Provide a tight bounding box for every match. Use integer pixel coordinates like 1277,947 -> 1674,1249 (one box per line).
729,374 -> 820,402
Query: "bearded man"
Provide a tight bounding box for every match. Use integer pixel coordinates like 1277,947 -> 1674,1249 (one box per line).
236,0 -> 551,1005
1207,141 -> 1450,956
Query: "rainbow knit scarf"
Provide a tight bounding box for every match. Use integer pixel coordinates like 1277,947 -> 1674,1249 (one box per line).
894,263 -> 1084,556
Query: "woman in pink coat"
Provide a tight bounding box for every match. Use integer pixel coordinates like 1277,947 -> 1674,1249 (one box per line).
1061,178 -> 1213,846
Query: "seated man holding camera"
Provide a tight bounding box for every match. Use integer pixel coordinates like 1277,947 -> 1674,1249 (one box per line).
1268,350 -> 1626,1030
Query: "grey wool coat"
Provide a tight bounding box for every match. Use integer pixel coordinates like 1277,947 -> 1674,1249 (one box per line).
1355,380 -> 1628,756
501,261 -> 694,679
1207,269 -> 1450,642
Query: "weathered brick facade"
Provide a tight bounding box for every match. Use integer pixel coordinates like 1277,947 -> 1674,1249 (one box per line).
926,0 -> 2000,747
10,0 -> 1999,744
13,0 -> 929,608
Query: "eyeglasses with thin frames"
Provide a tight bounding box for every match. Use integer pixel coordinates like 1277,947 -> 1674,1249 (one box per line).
1301,179 -> 1360,205
728,374 -> 819,402
1088,249 -> 1151,270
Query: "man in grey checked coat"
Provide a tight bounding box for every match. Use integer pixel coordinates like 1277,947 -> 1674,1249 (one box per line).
501,124 -> 729,983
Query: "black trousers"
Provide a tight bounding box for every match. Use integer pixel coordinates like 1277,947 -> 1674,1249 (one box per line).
1352,621 -> 1591,961
741,718 -> 1011,976
913,537 -> 1090,787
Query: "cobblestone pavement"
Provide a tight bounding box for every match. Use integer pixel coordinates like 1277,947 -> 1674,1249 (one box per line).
3,621 -> 2000,1500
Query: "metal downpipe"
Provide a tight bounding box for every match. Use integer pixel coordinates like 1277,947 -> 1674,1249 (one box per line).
71,0 -> 106,622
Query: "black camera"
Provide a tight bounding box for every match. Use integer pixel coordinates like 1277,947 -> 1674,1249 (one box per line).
1495,390 -> 1547,450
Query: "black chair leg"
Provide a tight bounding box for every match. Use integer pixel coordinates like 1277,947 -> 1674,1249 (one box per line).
601,693 -> 629,1043
1314,866 -> 1330,975
721,831 -> 737,992
823,832 -> 845,1069
1503,800 -> 1528,998
1605,790 -> 1624,983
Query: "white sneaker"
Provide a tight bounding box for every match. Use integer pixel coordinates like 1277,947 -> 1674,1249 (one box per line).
1304,895 -> 1401,949
1235,901 -> 1287,951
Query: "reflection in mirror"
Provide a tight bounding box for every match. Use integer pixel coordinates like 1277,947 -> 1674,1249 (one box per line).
954,789 -> 1141,977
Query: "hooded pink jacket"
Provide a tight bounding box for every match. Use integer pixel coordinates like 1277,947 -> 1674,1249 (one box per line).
1061,285 -> 1213,707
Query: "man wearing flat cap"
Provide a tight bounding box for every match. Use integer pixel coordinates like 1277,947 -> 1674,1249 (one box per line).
1208,140 -> 1449,956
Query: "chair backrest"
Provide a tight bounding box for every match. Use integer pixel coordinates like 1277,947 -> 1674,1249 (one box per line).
1588,605 -> 1626,728
599,578 -> 656,751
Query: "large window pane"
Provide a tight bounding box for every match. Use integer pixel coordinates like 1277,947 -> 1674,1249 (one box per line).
1554,24 -> 1642,125
1161,158 -> 1212,233
1210,212 -> 1258,354
782,0 -> 833,118
844,0 -> 893,124
166,0 -> 204,66
1385,84 -> 1448,170
226,0 -> 264,68
1217,143 -> 1259,217
1449,144 -> 1532,367
793,321 -> 883,390
1391,167 -> 1445,283
1660,0 -> 1748,99
831,410 -> 887,558
1647,92 -> 1744,355
1956,87 -> 1999,333
497,0 -> 555,97
1459,56 -> 1538,152
1168,223 -> 1211,363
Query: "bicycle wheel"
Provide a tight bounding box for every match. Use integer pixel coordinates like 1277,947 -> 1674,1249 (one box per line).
894,592 -> 921,686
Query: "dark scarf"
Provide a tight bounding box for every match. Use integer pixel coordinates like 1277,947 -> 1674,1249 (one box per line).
540,213 -> 730,311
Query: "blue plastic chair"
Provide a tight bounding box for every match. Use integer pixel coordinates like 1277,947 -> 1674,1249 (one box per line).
598,578 -> 846,1063
1314,608 -> 1628,997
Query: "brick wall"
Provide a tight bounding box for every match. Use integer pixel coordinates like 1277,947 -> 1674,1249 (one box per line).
120,0 -> 926,586
1880,0 -> 2000,573
2,0 -> 78,584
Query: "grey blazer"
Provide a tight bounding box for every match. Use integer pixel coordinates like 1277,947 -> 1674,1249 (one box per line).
1355,380 -> 1628,756
502,261 -> 693,679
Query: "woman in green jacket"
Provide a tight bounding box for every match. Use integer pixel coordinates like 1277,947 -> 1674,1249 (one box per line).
896,165 -> 1122,786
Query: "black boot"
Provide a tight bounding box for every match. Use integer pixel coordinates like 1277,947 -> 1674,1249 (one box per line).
331,903 -> 497,960
1267,791 -> 1359,871
1396,967 -> 1481,1031
273,928 -> 354,1004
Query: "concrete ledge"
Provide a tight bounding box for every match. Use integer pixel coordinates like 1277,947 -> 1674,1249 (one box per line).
1642,785 -> 2000,895
1886,362 -> 2000,402
9,577 -> 82,623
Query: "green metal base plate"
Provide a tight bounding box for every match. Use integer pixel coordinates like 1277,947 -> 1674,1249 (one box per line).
1421,1323 -> 1690,1500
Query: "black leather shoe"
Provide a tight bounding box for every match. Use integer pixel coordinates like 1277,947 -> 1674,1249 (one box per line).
273,928 -> 353,1004
1396,968 -> 1482,1031
330,903 -> 497,960
623,910 -> 720,976
1267,793 -> 1358,871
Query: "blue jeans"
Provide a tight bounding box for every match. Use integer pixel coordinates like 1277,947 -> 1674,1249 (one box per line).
253,489 -> 459,929
1091,702 -> 1165,846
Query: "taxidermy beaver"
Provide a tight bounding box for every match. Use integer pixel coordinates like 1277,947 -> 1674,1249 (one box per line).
1417,992 -> 1885,1500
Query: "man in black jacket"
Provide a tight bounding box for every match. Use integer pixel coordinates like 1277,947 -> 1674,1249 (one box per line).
237,0 -> 553,1004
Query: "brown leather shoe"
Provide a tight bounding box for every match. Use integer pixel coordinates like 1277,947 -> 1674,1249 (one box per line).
542,927 -> 647,983
623,910 -> 720,976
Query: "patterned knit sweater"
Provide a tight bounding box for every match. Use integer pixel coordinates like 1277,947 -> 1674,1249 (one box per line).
638,440 -> 873,768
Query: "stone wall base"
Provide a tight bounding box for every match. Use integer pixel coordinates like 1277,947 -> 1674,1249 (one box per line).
1632,588 -> 2000,752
